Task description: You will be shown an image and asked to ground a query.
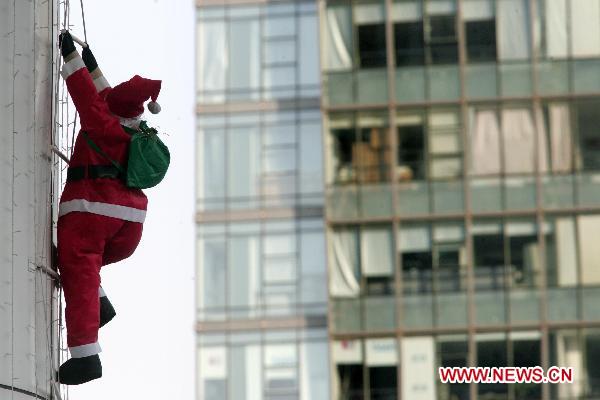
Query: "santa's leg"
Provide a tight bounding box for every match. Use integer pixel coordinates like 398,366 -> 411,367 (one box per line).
98,221 -> 143,327
102,220 -> 143,266
99,286 -> 116,328
57,212 -> 124,385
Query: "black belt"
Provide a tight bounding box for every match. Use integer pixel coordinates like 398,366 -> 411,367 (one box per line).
67,165 -> 123,182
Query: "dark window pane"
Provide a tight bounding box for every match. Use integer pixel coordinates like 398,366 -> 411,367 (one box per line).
337,365 -> 363,399
358,24 -> 387,68
369,366 -> 397,400
429,16 -> 458,64
398,125 -> 426,180
577,101 -> 600,171
586,333 -> 600,396
394,22 -> 425,66
466,20 -> 497,62
366,277 -> 394,295
477,339 -> 508,397
430,43 -> 459,64
402,251 -> 433,294
430,16 -> 456,39
473,233 -> 505,290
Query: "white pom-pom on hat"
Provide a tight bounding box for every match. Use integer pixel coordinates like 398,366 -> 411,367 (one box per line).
147,101 -> 161,114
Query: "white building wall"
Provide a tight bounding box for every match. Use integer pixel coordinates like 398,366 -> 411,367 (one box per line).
0,0 -> 58,398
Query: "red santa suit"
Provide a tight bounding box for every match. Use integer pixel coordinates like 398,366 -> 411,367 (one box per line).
57,54 -> 161,358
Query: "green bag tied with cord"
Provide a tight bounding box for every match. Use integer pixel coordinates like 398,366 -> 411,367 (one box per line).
82,121 -> 170,189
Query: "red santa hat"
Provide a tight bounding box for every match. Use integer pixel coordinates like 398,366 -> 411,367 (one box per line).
106,75 -> 162,118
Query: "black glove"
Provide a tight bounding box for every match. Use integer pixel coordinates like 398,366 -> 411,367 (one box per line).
82,46 -> 98,72
59,31 -> 76,57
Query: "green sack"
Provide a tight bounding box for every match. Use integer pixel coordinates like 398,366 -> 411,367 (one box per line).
82,121 -> 170,189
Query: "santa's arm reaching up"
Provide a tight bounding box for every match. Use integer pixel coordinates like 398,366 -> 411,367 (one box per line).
81,45 -> 112,98
59,31 -> 112,132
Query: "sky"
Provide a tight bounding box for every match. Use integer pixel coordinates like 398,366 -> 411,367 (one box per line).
64,1 -> 196,399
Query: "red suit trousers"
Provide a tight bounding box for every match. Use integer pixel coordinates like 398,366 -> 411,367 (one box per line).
57,212 -> 143,353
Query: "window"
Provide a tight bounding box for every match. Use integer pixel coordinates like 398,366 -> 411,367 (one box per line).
228,19 -> 261,97
337,364 -> 363,399
473,222 -> 505,291
329,225 -> 394,298
497,0 -> 531,60
439,336 -> 469,400
469,106 -> 543,176
198,110 -> 323,209
466,19 -> 497,62
397,124 -> 426,181
200,236 -> 226,319
428,15 -> 458,64
332,339 -> 398,400
369,366 -> 397,399
576,100 -> 600,171
197,5 -> 320,101
428,110 -> 463,179
355,1 -> 387,69
506,220 -> 539,289
394,22 -> 425,66
463,0 -> 496,62
199,346 -> 228,400
358,24 -> 387,68
400,223 -> 466,296
577,215 -> 600,286
396,109 -> 462,182
199,126 -> 226,209
476,334 -> 508,398
329,113 -> 390,184
393,16 -> 458,66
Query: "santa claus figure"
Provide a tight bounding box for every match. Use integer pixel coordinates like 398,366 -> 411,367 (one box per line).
57,31 -> 162,385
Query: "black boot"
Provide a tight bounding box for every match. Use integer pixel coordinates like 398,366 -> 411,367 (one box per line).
58,354 -> 102,385
100,296 -> 116,328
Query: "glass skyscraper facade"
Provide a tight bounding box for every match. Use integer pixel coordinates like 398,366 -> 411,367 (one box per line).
197,0 -> 600,399
196,1 -> 329,399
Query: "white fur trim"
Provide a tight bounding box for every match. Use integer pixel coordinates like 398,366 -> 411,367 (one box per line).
70,342 -> 102,358
118,115 -> 143,129
94,75 -> 111,92
99,287 -> 107,298
59,199 -> 146,223
60,55 -> 86,79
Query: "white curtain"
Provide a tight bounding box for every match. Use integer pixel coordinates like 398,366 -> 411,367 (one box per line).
471,110 -> 501,175
556,333 -> 584,398
556,218 -> 577,287
325,5 -> 353,70
497,0 -> 531,60
570,0 -> 600,57
329,229 -> 360,298
361,227 -> 394,277
549,103 -> 573,173
545,0 -> 568,58
502,108 -> 548,174
577,215 -> 600,285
